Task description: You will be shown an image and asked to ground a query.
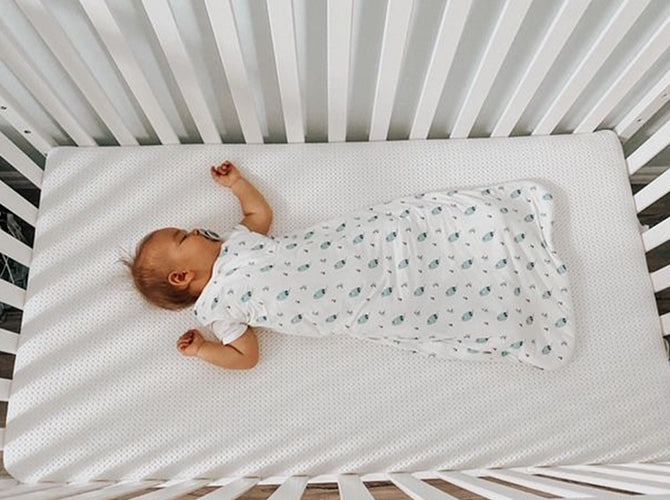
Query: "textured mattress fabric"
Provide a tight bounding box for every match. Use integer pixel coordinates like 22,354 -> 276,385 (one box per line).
194,181 -> 575,371
5,131 -> 670,482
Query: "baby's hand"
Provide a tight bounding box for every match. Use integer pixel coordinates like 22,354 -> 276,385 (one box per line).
211,160 -> 242,188
177,329 -> 204,357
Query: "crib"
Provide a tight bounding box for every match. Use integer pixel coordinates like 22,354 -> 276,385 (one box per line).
1,0 -> 670,498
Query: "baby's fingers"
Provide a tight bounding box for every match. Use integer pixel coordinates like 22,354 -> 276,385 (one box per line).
212,161 -> 231,171
179,335 -> 192,345
178,330 -> 194,344
211,166 -> 230,180
179,330 -> 192,340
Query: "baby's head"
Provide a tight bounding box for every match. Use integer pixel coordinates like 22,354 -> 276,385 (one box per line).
121,227 -> 224,310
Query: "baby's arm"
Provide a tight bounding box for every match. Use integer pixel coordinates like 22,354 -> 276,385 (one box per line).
178,327 -> 259,370
211,161 -> 273,235
231,177 -> 273,235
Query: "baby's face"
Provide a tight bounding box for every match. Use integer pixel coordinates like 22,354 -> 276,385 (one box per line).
149,227 -> 222,273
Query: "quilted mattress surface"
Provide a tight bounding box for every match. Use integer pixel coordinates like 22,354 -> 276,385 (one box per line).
5,130 -> 670,482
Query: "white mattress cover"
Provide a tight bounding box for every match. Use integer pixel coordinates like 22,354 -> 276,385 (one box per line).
5,130 -> 670,483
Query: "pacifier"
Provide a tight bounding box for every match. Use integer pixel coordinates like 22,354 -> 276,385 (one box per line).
196,228 -> 223,241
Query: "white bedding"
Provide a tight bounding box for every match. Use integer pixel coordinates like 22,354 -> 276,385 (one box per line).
6,130 -> 670,482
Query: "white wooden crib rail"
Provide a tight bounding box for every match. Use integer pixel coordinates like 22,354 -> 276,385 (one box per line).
4,467 -> 670,499
0,0 -> 670,497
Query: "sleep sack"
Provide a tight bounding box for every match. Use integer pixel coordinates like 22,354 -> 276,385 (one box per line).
192,180 -> 575,370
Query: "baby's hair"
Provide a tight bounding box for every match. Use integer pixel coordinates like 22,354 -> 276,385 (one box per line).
118,230 -> 197,311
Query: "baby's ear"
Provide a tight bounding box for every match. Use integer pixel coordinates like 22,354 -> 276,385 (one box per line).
168,270 -> 196,288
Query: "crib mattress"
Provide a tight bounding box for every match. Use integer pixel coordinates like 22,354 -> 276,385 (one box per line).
6,131 -> 670,482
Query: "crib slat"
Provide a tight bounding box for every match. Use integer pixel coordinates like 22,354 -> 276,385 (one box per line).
576,495 -> 670,500
8,482 -> 111,500
0,479 -> 17,490
633,166 -> 670,212
337,474 -> 374,500
78,0 -> 179,145
491,0 -> 589,138
0,277 -> 26,310
0,85 -> 55,155
565,464 -> 670,484
526,466 -> 670,494
576,16 -> 670,134
641,215 -> 670,252
327,0 -> 353,143
0,131 -> 42,189
0,28 -> 95,146
490,469 -> 627,498
197,477 -> 259,499
265,476 -> 309,499
615,70 -> 670,142
388,472 -> 460,499
16,0 -> 138,146
131,479 -> 210,499
266,0 -> 305,143
651,263 -> 670,293
409,0 -> 471,140
204,0 -> 264,145
368,0 -> 414,142
0,378 -> 10,401
661,313 -> 670,335
66,481 -> 162,500
0,180 -> 37,227
627,118 -> 670,175
451,0 -> 532,139
438,471 -> 547,500
141,0 -> 221,144
532,0 -> 650,136
0,227 -> 32,268
0,482 -> 61,499
0,328 -> 19,355
614,463 -> 670,474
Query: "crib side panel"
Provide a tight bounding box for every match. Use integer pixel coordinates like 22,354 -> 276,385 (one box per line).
0,73 -> 44,457
1,1 -> 670,146
0,468 -> 667,499
633,119 -> 670,335
0,0 -> 670,491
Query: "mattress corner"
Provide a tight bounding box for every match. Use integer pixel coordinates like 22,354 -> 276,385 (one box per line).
595,128 -> 624,149
45,145 -> 82,164
1,437 -> 31,484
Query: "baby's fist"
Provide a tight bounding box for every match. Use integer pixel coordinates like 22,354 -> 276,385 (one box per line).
177,329 -> 204,357
211,160 -> 242,188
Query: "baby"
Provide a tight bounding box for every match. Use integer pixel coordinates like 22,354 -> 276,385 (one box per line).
123,161 -> 268,370
124,161 -> 574,372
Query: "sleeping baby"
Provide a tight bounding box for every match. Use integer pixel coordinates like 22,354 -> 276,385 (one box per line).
123,161 -> 575,371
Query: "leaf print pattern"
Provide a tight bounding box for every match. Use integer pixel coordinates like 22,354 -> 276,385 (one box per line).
192,181 -> 574,371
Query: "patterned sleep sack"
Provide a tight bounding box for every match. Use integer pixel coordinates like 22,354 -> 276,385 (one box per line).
193,180 -> 575,370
